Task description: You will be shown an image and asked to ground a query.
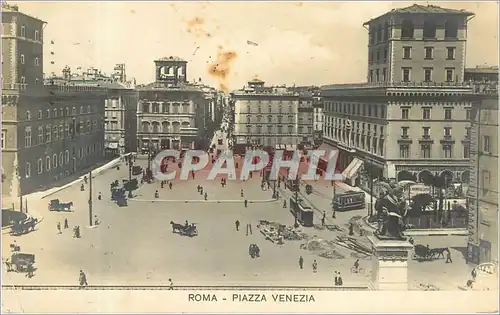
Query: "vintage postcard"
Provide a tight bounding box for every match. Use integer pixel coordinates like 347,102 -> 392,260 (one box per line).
1,0 -> 498,313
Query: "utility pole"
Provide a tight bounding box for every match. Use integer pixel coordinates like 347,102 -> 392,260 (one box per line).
88,170 -> 93,226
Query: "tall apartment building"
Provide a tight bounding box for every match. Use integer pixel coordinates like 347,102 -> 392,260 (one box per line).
1,4 -> 107,200
230,79 -> 314,153
136,57 -> 212,153
466,69 -> 498,265
47,65 -> 139,156
321,4 -> 475,192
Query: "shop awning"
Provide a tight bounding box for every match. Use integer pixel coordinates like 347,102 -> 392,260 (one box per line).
342,157 -> 363,180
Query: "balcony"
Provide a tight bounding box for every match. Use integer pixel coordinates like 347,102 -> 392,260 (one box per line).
419,135 -> 434,143
440,135 -> 455,144
2,83 -> 27,91
321,81 -> 473,90
397,134 -> 412,143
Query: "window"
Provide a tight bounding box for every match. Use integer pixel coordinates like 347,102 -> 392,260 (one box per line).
59,153 -> 64,166
444,108 -> 452,120
65,150 -> 70,164
20,76 -> 25,84
463,144 -> 470,158
152,103 -> 159,113
24,127 -> 32,147
481,170 -> 491,195
34,57 -> 39,66
35,30 -> 39,41
483,135 -> 491,153
422,127 -> 430,136
37,126 -> 43,143
37,159 -> 43,174
421,144 -> 431,158
65,107 -> 70,116
20,54 -> 25,64
1,130 -> 5,149
446,47 -> 455,60
401,108 -> 409,119
424,68 -> 433,82
53,126 -> 58,140
72,107 -> 76,115
444,127 -> 452,136
53,154 -> 58,168
423,108 -> 431,120
403,47 -> 411,59
45,156 -> 51,171
402,68 -> 411,82
399,145 -> 409,158
21,25 -> 26,37
376,69 -> 380,82
443,145 -> 452,158
79,106 -> 83,114
382,68 -> 387,81
376,50 -> 380,62
46,109 -> 51,118
45,125 -> 51,142
424,47 -> 433,60
444,20 -> 458,38
369,70 -> 373,82
38,110 -> 42,119
53,108 -> 57,117
35,78 -> 39,85
401,20 -> 414,38
423,20 -> 436,38
446,68 -> 455,82
383,48 -> 388,61
466,109 -> 472,120
24,162 -> 31,178
401,126 -> 409,137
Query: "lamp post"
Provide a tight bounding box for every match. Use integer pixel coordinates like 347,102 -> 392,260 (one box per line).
88,170 -> 93,226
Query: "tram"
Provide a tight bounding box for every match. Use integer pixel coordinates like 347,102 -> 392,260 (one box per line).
333,191 -> 366,212
289,197 -> 314,227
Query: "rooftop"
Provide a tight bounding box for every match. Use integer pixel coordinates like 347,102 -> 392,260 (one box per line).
44,77 -> 134,89
1,3 -> 47,23
363,4 -> 474,25
155,56 -> 186,62
321,81 -> 474,90
136,82 -> 202,92
465,66 -> 499,74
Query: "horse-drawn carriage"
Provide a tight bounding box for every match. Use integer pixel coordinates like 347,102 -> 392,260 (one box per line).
48,199 -> 73,211
7,252 -> 35,273
170,221 -> 198,237
111,187 -> 128,206
10,218 -> 37,236
412,244 -> 448,261
132,166 -> 143,176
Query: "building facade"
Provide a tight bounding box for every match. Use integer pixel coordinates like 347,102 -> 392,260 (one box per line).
136,57 -> 211,153
230,79 -> 315,153
320,4 -> 475,192
466,72 -> 498,265
1,4 -> 106,200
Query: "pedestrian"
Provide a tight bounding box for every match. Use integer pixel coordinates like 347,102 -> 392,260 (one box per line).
334,271 -> 339,285
197,185 -> 201,192
322,211 -> 326,221
283,199 -> 287,208
161,181 -> 164,189
169,182 -> 173,190
471,268 -> 477,281
192,171 -> 195,180
235,220 -> 240,231
57,222 -> 62,234
79,270 -> 88,286
250,172 -> 253,179
321,217 -> 325,226
155,190 -> 159,199
5,258 -> 12,272
241,189 -> 244,197
299,256 -> 304,269
246,223 -> 253,236
168,278 -> 174,290
445,249 -> 452,263
98,192 -> 102,200
204,192 -> 208,201
244,199 -> 248,208
64,218 -> 69,229
348,223 -> 354,236
312,260 -> 318,273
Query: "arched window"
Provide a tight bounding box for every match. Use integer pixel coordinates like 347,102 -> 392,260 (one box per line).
370,25 -> 376,44
377,24 -> 382,42
26,110 -> 31,120
87,105 -> 91,113
53,108 -> 57,117
25,162 -> 31,178
384,21 -> 389,40
53,154 -> 57,168
401,20 -> 414,39
444,20 -> 458,38
65,150 -> 70,164
142,122 -> 150,132
65,107 -> 70,116
423,20 -> 436,39
59,152 -> 64,166
60,108 -> 64,117
72,107 -> 76,115
45,156 -> 51,171
37,159 -> 43,174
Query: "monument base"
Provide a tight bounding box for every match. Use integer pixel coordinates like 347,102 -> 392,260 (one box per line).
367,236 -> 414,291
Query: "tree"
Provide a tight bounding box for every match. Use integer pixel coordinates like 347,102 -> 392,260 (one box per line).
409,193 -> 434,217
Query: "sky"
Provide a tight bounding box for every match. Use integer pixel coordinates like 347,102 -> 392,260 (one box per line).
10,1 -> 499,90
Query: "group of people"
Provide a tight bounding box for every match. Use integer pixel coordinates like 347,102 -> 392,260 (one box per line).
298,256 -> 344,285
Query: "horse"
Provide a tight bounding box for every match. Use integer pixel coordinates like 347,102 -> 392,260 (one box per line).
170,221 -> 185,233
60,202 -> 73,210
430,247 -> 448,259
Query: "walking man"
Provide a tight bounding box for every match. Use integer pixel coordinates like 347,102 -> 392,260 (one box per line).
79,270 -> 88,286
334,271 -> 339,285
445,249 -> 453,263
64,218 -> 69,229
235,220 -> 240,231
241,189 -> 244,197
321,217 -> 325,226
312,260 -> 318,273
168,278 -> 174,290
244,199 -> 248,208
169,182 -> 173,189
57,222 -> 62,234
299,256 -> 304,269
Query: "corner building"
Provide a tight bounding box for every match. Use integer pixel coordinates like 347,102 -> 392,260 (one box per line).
1,4 -> 106,200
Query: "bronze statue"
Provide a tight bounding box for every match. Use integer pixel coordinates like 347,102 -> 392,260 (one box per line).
374,182 -> 409,240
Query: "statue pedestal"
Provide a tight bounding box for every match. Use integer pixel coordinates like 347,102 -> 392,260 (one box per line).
367,236 -> 413,291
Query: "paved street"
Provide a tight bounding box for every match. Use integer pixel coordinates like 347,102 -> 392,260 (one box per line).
1,156 -> 473,290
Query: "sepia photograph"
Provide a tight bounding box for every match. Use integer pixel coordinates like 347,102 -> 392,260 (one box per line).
1,0 -> 498,313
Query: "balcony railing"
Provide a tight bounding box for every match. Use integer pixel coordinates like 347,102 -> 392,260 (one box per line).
2,83 -> 27,91
321,81 -> 473,90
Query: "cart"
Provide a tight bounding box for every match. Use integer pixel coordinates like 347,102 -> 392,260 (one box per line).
10,252 -> 35,273
48,199 -> 73,211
